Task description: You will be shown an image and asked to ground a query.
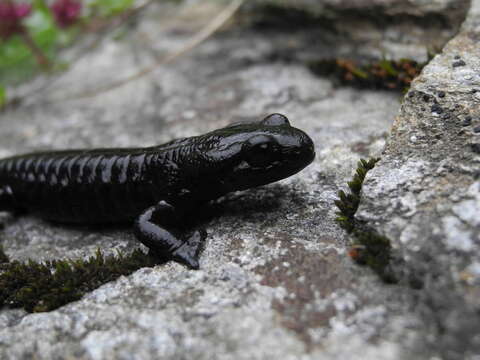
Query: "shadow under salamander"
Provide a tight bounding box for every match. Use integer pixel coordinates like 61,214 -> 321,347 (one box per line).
2,183 -> 306,265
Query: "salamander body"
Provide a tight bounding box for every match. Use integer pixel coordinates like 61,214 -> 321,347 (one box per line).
0,114 -> 315,268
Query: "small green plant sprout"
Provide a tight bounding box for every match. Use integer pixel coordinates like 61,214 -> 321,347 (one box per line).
334,158 -> 397,283
0,248 -> 158,313
334,158 -> 379,232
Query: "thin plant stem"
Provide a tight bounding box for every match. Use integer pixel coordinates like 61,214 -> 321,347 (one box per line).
52,0 -> 244,101
19,28 -> 51,69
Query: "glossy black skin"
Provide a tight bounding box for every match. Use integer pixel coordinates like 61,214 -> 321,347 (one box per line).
0,114 -> 315,268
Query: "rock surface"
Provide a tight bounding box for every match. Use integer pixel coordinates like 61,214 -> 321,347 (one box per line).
358,0 -> 480,358
0,1 -> 477,359
245,0 -> 470,61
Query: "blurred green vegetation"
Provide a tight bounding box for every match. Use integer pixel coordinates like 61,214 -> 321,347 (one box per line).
0,0 -> 139,106
89,0 -> 133,17
1,1 -> 59,85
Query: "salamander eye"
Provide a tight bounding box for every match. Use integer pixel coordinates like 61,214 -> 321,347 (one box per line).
244,135 -> 278,167
261,113 -> 290,127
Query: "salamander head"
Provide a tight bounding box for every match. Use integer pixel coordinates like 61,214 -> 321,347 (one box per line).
202,114 -> 315,192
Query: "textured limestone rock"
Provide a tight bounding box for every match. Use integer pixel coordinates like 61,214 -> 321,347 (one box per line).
358,1 -> 480,358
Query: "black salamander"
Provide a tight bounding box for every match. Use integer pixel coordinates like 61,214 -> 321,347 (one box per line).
0,114 -> 315,268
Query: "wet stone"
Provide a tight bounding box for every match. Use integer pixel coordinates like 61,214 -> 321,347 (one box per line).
471,143 -> 480,153
431,103 -> 443,114
462,116 -> 473,126
452,59 -> 466,67
422,94 -> 433,102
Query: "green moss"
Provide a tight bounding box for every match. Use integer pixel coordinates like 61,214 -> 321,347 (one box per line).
309,58 -> 427,92
334,158 -> 397,283
0,248 -> 158,312
334,158 -> 378,231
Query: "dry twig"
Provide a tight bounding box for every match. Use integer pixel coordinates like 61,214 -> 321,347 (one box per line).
54,0 -> 244,101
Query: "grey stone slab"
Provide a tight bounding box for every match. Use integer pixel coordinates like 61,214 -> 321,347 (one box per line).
0,1 -> 475,359
243,0 -> 470,61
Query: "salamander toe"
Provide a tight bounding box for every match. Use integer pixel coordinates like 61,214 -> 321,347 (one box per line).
172,245 -> 200,269
172,229 -> 206,269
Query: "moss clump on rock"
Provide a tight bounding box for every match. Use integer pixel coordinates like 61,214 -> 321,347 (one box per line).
334,158 -> 397,283
310,58 -> 426,91
0,248 -> 158,313
334,158 -> 378,231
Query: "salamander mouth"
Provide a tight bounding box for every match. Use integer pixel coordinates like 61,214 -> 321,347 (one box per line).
229,148 -> 315,190
233,160 -> 282,173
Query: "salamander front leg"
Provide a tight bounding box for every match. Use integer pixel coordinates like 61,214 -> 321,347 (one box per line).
133,201 -> 206,269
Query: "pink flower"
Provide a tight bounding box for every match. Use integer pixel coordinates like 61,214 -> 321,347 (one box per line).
51,0 -> 81,28
0,1 -> 32,39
